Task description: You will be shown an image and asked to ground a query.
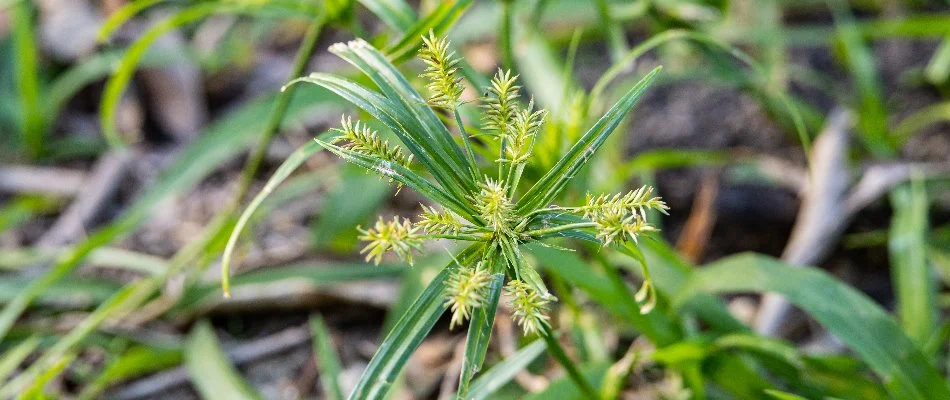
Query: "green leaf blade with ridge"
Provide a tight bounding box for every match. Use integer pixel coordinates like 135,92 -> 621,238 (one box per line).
674,253 -> 950,399
517,66 -> 661,213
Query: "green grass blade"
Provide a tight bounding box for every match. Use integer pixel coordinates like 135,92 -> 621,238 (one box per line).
12,1 -> 44,159
517,66 -> 661,214
78,346 -> 182,400
888,178 -> 935,345
221,137 -> 328,296
349,247 -> 477,400
456,273 -> 503,399
892,101 -> 950,146
310,315 -> 345,400
357,0 -> 415,32
674,254 -> 950,399
466,339 -> 545,400
0,335 -> 40,383
924,36 -> 950,86
20,353 -> 75,400
385,0 -> 473,64
185,321 -> 264,400
828,0 -> 893,157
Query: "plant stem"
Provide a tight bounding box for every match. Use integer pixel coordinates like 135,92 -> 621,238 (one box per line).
540,325 -> 601,400
523,222 -> 595,238
500,0 -> 515,72
233,15 -> 326,203
454,108 -> 479,182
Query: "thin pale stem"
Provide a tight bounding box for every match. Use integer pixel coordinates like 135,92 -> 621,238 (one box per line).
453,108 -> 479,182
523,222 -> 596,238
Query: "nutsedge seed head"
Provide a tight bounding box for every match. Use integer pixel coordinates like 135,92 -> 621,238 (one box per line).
473,178 -> 513,232
502,100 -> 546,165
482,69 -> 521,138
416,204 -> 464,235
419,31 -> 464,109
357,216 -> 422,265
505,280 -> 552,336
332,116 -> 413,170
445,265 -> 493,329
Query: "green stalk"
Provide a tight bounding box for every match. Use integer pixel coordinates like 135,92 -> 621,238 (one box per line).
454,108 -> 479,182
500,0 -> 515,72
12,1 -> 44,159
540,325 -> 600,400
233,14 -> 327,202
523,222 -> 596,238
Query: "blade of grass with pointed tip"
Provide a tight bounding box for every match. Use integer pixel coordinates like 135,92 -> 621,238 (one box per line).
889,179 -> 935,345
221,137 -> 328,296
185,321 -> 264,400
589,29 -> 811,155
310,315 -> 345,400
0,86 -> 340,342
357,0 -> 415,32
385,0 -> 473,64
674,253 -> 950,399
517,67 -> 661,214
466,339 -> 545,400
925,37 -> 950,86
456,273 -> 503,399
349,246 -> 478,400
328,40 -> 476,193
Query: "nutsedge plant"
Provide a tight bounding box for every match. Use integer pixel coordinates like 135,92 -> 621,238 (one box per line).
277,31 -> 666,398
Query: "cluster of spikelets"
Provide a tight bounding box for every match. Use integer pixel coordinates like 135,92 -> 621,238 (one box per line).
325,33 -> 667,335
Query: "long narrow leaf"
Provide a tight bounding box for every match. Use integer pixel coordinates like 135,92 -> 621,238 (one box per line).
456,273 -> 504,399
349,246 -> 478,400
517,67 -> 661,213
888,179 -> 935,345
221,137 -> 328,296
310,315 -> 345,400
674,254 -> 950,399
185,321 -> 264,400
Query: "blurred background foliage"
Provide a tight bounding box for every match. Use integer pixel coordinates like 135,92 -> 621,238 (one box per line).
0,0 -> 949,399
